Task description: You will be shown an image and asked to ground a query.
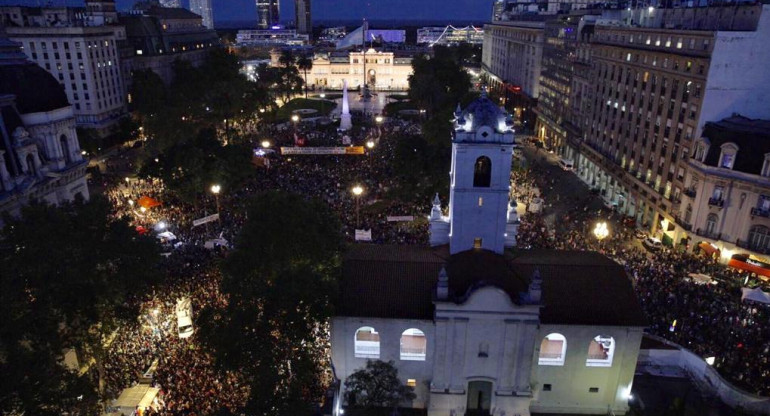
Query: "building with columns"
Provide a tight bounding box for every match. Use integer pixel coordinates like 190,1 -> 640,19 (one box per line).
0,34 -> 89,224
330,94 -> 646,416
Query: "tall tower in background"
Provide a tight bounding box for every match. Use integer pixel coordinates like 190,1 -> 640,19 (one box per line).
190,0 -> 214,28
256,0 -> 280,29
294,0 -> 311,37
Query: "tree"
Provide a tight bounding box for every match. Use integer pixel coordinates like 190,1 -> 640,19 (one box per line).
297,55 -> 313,99
129,68 -> 167,117
408,47 -> 471,117
344,360 -> 416,408
278,49 -> 296,68
201,191 -> 344,416
0,196 -> 161,414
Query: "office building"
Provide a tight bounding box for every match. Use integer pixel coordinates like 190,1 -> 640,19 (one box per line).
4,1 -> 127,136
158,0 -> 182,7
294,0 -> 311,37
574,4 -> 770,253
189,0 -> 214,29
236,29 -> 309,47
535,14 -> 596,154
0,33 -> 89,223
120,6 -> 219,86
481,20 -> 544,109
416,26 -> 484,46
256,0 -> 280,29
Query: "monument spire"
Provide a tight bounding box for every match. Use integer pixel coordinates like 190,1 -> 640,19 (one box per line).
340,80 -> 352,131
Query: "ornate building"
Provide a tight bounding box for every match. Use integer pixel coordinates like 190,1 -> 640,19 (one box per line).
0,34 -> 89,223
330,94 -> 646,416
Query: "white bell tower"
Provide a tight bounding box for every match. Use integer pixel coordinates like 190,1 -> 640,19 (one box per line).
429,92 -> 516,254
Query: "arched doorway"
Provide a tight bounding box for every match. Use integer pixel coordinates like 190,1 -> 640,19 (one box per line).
466,381 -> 492,416
368,69 -> 376,86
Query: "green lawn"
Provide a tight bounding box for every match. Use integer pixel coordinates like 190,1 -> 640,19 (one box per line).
276,98 -> 337,122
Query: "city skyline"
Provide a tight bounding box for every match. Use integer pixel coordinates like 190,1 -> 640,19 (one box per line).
1,0 -> 494,23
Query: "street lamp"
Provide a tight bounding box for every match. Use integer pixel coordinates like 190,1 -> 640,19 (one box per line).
593,221 -> 610,242
352,185 -> 364,228
210,184 -> 221,219
261,140 -> 271,149
375,115 -> 383,124
291,114 -> 300,123
366,140 -> 375,150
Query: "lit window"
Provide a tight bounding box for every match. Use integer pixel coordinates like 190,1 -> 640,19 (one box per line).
539,333 -> 567,366
354,327 -> 380,359
136,49 -> 143,55
478,197 -> 483,207
406,379 -> 417,387
473,238 -> 482,249
586,335 -> 615,367
400,328 -> 426,361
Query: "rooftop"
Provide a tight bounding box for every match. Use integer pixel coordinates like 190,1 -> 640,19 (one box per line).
338,245 -> 647,327
701,115 -> 770,175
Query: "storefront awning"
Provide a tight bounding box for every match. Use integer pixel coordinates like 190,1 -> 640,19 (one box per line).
699,242 -> 720,256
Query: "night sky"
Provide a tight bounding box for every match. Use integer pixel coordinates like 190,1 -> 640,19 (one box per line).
2,0 -> 495,23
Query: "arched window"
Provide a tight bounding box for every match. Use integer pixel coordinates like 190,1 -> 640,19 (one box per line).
400,328 -> 426,361
749,225 -> 770,251
586,335 -> 615,367
60,135 -> 71,164
354,327 -> 380,358
538,333 -> 566,366
705,213 -> 718,235
473,156 -> 492,187
26,154 -> 37,177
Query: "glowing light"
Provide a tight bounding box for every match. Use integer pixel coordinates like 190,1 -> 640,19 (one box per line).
593,222 -> 610,241
261,140 -> 271,148
291,114 -> 300,122
705,356 -> 716,365
366,140 -> 375,149
211,184 -> 221,194
352,185 -> 363,196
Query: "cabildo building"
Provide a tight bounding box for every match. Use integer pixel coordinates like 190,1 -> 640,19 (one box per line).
330,94 -> 646,416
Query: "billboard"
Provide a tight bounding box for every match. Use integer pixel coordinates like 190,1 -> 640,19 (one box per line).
280,146 -> 365,155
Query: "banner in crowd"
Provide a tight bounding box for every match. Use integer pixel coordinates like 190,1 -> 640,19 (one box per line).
386,216 -> 414,222
355,229 -> 372,241
280,146 -> 365,155
192,213 -> 220,227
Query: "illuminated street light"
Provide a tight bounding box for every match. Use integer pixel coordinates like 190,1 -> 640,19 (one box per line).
352,185 -> 364,228
211,184 -> 222,219
291,114 -> 300,123
375,115 -> 383,124
140,206 -> 147,213
593,221 -> 610,242
320,93 -> 326,99
261,140 -> 271,149
125,177 -> 130,183
128,199 -> 134,206
366,140 -> 375,149
157,221 -> 167,230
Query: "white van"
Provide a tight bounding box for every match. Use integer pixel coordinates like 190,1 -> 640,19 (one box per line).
176,298 -> 194,339
558,158 -> 574,171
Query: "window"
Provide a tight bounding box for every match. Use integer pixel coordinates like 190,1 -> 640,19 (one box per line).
539,333 -> 567,366
586,335 -> 615,367
26,154 -> 37,176
400,328 -> 426,361
478,197 -> 483,207
705,213 -> 718,235
60,135 -> 71,164
473,156 -> 492,187
749,225 -> 770,251
406,379 -> 417,387
543,384 -> 552,391
719,143 -> 738,169
589,387 -> 600,393
761,155 -> 770,177
354,327 -> 380,358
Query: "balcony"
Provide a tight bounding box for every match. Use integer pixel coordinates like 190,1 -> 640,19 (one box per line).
695,228 -> 721,240
751,207 -> 770,218
683,188 -> 697,198
736,239 -> 770,255
708,197 -> 724,208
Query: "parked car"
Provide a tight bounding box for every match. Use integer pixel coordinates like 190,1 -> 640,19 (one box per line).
642,237 -> 663,251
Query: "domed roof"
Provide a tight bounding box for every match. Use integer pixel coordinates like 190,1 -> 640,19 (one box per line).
0,36 -> 70,114
454,90 -> 513,135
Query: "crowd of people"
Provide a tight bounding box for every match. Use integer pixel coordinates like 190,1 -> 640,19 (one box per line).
96,109 -> 770,414
513,146 -> 770,396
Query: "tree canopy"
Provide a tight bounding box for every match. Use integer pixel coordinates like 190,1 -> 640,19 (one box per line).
201,191 -> 344,416
0,196 -> 161,414
344,360 -> 416,408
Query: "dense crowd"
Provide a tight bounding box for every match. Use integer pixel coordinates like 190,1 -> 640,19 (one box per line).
99,113 -> 770,415
513,149 -> 770,396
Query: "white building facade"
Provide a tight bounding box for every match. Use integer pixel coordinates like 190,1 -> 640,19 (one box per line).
188,0 -> 214,29
482,21 -> 544,100
331,95 -> 646,416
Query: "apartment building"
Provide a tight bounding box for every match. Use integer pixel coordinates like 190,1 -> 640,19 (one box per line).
3,1 -> 126,136
574,4 -> 770,251
481,20 -> 544,108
